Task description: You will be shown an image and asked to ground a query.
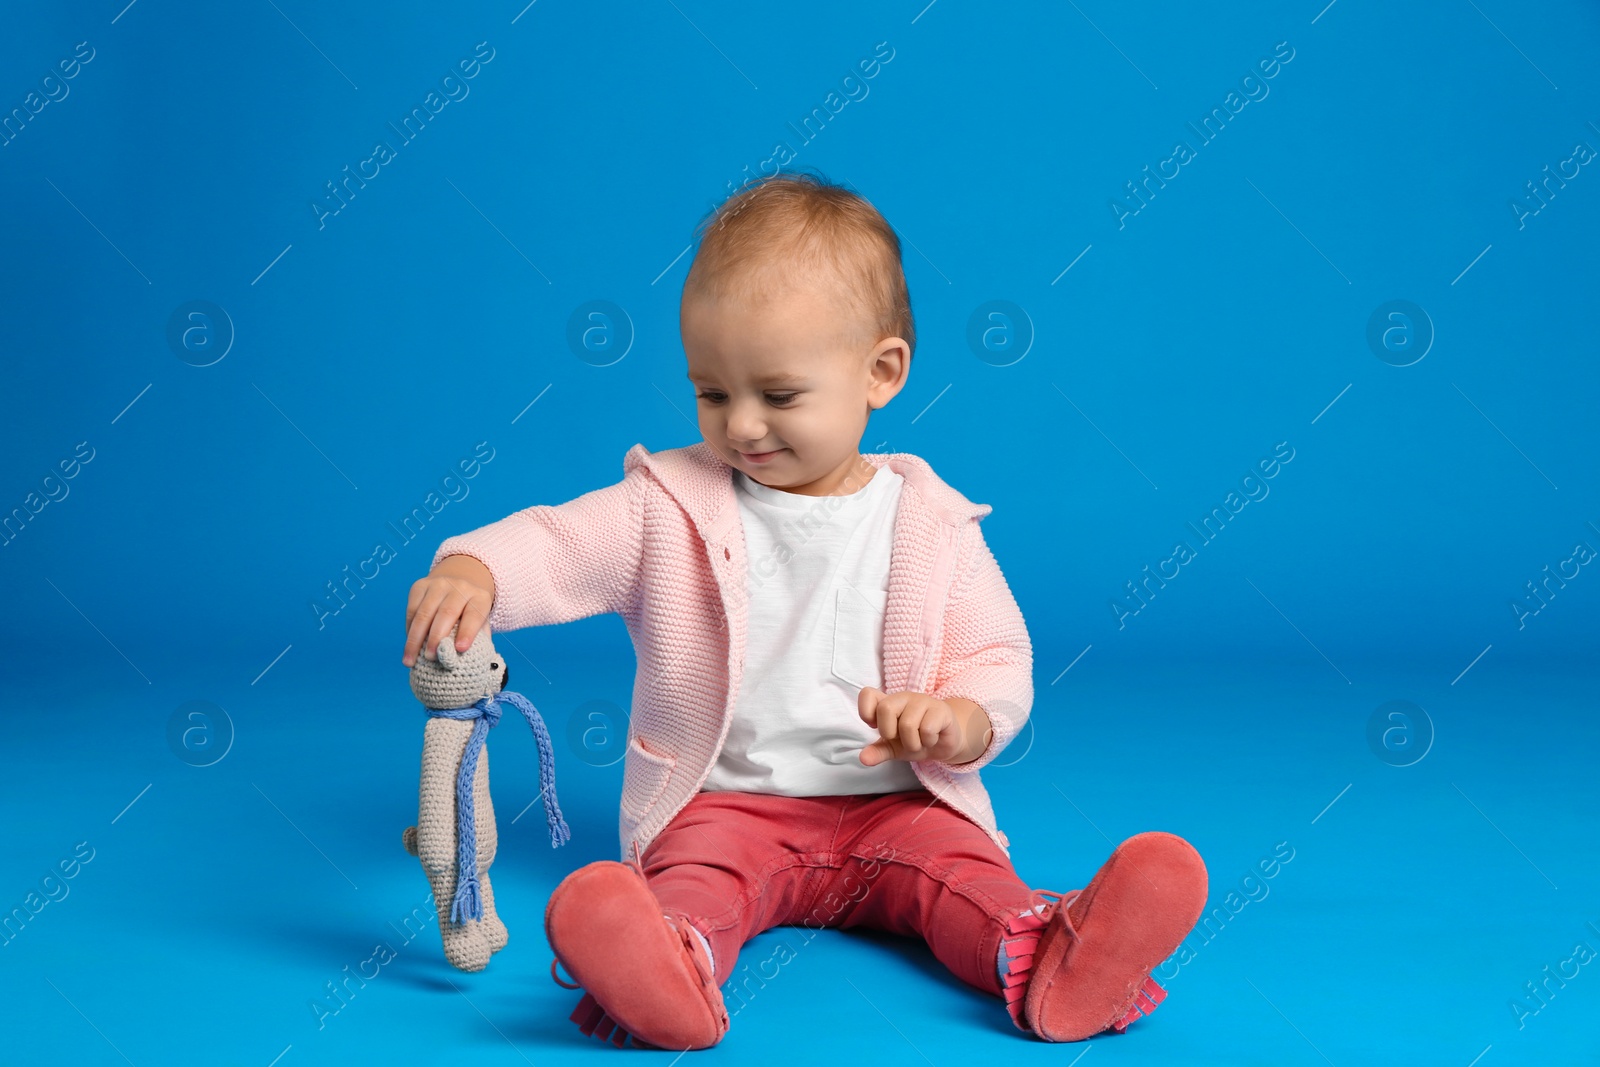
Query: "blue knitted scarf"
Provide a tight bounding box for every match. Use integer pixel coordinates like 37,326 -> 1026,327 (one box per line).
426,689 -> 571,924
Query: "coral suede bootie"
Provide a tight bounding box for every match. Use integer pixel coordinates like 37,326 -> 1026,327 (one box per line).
999,831 -> 1208,1042
545,848 -> 729,1050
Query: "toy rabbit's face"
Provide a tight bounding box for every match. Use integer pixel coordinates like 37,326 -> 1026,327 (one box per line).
409,626 -> 508,710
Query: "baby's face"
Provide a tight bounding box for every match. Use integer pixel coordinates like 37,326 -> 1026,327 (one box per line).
682,279 -> 907,496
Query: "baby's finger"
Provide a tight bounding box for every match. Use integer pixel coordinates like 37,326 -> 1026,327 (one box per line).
404,577 -> 427,635
876,696 -> 902,743
858,686 -> 881,726
455,599 -> 489,653
424,601 -> 465,663
433,573 -> 476,610
897,706 -> 926,756
859,738 -> 896,767
402,585 -> 448,666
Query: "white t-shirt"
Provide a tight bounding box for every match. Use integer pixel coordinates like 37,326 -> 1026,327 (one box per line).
701,464 -> 925,796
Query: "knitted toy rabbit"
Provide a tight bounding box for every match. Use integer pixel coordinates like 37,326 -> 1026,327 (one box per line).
401,624 -> 570,972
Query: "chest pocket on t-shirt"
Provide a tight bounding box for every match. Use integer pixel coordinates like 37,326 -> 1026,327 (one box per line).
830,584 -> 889,691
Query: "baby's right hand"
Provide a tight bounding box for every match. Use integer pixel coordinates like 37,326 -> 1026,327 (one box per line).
404,554 -> 495,667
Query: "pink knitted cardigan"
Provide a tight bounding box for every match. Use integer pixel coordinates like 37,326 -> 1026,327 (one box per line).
431,441 -> 1034,860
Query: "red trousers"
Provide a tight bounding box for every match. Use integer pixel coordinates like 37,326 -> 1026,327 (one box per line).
638,789 -> 1038,999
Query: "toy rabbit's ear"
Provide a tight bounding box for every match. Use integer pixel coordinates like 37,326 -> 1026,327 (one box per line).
436,633 -> 460,670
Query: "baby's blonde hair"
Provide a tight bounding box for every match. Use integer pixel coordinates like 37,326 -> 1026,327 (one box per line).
682,171 -> 916,360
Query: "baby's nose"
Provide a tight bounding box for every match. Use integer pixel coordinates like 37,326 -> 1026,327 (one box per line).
726,406 -> 768,441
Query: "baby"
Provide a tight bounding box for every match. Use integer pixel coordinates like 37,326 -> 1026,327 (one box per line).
400,172 -> 1208,1049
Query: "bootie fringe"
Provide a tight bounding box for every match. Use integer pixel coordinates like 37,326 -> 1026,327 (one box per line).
999,894 -> 1055,1030
1004,887 -> 1169,1037
1109,975 -> 1167,1033
569,990 -> 659,1049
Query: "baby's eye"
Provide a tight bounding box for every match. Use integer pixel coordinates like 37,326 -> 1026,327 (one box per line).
694,390 -> 797,407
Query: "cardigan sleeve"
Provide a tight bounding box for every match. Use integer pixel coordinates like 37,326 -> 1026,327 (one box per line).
926,521 -> 1034,774
430,464 -> 648,634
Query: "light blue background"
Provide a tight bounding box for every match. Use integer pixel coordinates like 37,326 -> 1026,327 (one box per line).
2,1 -> 1596,1063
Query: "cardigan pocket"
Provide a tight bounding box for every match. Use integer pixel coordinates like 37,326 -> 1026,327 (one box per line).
619,732 -> 676,821
830,584 -> 889,690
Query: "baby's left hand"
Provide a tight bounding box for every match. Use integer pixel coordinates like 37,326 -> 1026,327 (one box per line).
857,688 -> 969,765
